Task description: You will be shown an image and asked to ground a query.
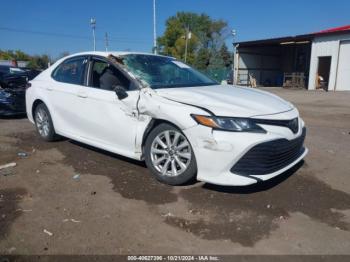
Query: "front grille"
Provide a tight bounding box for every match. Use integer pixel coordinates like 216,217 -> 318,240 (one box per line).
231,127 -> 306,176
254,118 -> 299,134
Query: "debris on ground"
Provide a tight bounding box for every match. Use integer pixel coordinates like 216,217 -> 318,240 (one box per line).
15,209 -> 33,212
72,174 -> 80,180
266,204 -> 272,209
0,169 -> 14,177
0,162 -> 17,170
0,163 -> 17,176
63,218 -> 81,223
91,191 -> 97,195
43,229 -> 53,236
161,212 -> 174,217
17,152 -> 28,158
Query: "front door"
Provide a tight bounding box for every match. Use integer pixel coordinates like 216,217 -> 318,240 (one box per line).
78,57 -> 141,159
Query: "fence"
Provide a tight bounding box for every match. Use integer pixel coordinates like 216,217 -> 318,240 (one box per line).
201,67 -> 231,83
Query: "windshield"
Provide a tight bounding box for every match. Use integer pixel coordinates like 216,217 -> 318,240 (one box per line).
121,54 -> 217,89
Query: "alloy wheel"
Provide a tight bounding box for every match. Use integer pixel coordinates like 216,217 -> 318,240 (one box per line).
150,130 -> 192,177
35,108 -> 50,137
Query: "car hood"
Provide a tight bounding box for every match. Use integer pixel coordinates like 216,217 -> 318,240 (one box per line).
155,85 -> 294,117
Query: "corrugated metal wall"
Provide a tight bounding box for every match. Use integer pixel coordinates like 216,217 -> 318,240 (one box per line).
308,33 -> 350,91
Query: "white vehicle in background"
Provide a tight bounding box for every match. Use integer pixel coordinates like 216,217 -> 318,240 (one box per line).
26,51 -> 307,186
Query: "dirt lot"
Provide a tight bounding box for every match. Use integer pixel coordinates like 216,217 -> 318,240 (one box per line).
0,87 -> 350,255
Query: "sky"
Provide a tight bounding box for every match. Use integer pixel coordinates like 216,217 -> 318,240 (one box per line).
0,0 -> 349,58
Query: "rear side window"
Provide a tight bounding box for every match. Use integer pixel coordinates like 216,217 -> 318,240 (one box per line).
52,57 -> 87,85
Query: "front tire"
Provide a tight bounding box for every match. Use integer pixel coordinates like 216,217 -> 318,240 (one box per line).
34,103 -> 59,141
144,123 -> 197,185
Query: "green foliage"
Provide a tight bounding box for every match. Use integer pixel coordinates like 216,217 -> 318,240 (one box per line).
27,55 -> 51,69
157,12 -> 233,77
194,48 -> 210,70
220,44 -> 232,67
0,49 -> 52,69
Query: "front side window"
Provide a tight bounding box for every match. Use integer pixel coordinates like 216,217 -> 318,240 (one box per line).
89,59 -> 131,91
52,57 -> 87,85
121,54 -> 217,89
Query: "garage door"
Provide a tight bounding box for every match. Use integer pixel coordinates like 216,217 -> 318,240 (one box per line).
336,41 -> 350,91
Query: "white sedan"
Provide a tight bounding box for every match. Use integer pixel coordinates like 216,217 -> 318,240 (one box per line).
26,52 -> 308,186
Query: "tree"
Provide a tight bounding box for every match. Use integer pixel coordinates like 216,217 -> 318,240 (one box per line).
194,48 -> 210,70
157,12 -> 230,70
219,44 -> 232,68
27,54 -> 51,69
0,49 -> 52,69
208,49 -> 224,69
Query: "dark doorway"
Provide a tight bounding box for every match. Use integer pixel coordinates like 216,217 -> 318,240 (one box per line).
316,56 -> 331,91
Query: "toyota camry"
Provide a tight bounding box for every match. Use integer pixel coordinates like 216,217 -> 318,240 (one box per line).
26,52 -> 308,186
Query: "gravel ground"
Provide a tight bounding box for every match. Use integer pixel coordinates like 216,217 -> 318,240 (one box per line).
0,87 -> 350,255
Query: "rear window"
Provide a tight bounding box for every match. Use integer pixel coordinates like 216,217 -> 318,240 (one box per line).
52,57 -> 87,85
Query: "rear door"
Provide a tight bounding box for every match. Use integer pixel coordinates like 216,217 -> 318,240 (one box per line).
48,56 -> 89,137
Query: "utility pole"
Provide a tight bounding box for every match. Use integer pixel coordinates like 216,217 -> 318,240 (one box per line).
105,32 -> 109,52
231,29 -> 237,85
153,0 -> 157,54
184,26 -> 191,63
90,18 -> 96,51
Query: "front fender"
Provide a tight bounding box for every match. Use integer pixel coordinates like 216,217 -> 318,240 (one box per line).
137,88 -> 209,130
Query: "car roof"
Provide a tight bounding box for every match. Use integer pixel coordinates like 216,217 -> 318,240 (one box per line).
65,51 -> 173,59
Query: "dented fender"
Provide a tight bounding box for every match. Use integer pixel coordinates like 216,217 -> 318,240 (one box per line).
134,88 -> 211,155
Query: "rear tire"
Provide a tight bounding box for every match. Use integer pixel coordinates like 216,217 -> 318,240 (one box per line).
144,123 -> 197,185
34,103 -> 59,142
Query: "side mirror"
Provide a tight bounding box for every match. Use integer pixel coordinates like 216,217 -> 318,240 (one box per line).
114,85 -> 128,100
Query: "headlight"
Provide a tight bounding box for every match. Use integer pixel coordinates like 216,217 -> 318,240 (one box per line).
191,114 -> 266,133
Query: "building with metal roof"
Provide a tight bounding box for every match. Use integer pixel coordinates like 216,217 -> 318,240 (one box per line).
233,25 -> 350,91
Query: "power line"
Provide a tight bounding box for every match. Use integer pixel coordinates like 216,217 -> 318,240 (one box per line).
0,26 -> 149,44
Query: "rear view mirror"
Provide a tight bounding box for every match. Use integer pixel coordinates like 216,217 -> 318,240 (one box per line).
114,85 -> 128,100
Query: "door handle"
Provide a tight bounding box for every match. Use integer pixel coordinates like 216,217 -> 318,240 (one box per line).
46,87 -> 53,91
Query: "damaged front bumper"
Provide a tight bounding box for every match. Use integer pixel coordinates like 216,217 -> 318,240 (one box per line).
183,119 -> 308,186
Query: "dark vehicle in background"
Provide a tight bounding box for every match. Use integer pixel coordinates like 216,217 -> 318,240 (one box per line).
21,67 -> 42,80
0,65 -> 30,116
